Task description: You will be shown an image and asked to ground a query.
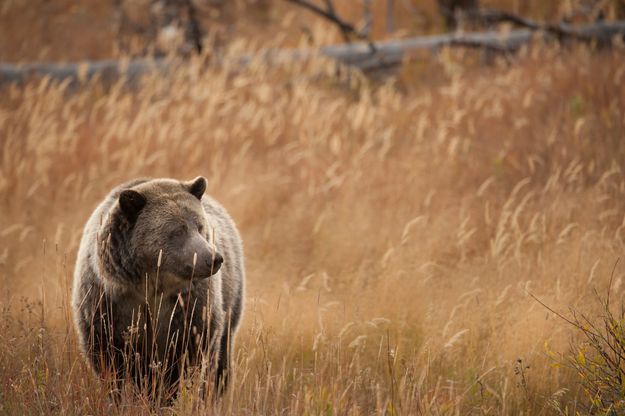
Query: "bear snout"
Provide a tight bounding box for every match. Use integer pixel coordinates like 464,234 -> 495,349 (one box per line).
208,252 -> 223,274
187,251 -> 223,278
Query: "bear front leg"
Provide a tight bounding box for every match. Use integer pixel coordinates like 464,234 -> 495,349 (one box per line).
79,290 -> 130,401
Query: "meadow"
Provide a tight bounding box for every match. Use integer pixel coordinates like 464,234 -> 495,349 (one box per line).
1,1 -> 625,414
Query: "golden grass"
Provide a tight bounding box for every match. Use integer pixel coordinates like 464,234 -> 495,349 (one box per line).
1,38 -> 625,414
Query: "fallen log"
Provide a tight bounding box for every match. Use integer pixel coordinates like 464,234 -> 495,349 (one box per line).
0,58 -> 167,87
1,20 -> 624,85
320,20 -> 625,70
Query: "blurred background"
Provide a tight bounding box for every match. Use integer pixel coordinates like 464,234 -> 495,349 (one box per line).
1,1 -> 625,414
2,0 -> 624,61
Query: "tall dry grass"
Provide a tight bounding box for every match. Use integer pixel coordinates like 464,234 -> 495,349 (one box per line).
1,39 -> 625,414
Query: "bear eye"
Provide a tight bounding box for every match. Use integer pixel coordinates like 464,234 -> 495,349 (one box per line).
197,224 -> 204,234
170,226 -> 186,239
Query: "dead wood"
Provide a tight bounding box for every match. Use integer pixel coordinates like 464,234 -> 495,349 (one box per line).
1,20 -> 624,85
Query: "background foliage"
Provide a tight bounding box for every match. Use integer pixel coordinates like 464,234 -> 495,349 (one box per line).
1,1 -> 625,414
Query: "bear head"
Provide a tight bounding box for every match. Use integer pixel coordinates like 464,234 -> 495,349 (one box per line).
97,176 -> 223,291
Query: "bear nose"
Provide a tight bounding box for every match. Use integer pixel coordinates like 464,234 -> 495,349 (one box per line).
210,253 -> 224,272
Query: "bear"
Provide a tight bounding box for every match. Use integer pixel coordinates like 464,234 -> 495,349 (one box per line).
71,176 -> 244,404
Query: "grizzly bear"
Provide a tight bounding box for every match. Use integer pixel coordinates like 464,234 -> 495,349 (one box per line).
72,177 -> 244,403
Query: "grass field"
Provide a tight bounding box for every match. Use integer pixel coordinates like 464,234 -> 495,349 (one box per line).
2,1 -> 625,415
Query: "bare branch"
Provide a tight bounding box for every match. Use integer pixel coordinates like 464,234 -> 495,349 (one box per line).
285,0 -> 376,53
323,0 -> 350,43
606,257 -> 619,308
526,291 -> 583,330
183,0 -> 204,54
2,20 -> 625,84
468,9 -> 592,42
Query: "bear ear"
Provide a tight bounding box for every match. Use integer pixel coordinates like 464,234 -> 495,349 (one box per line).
188,176 -> 207,200
119,190 -> 147,221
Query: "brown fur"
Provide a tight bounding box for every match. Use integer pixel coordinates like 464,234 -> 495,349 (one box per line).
71,177 -> 245,403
